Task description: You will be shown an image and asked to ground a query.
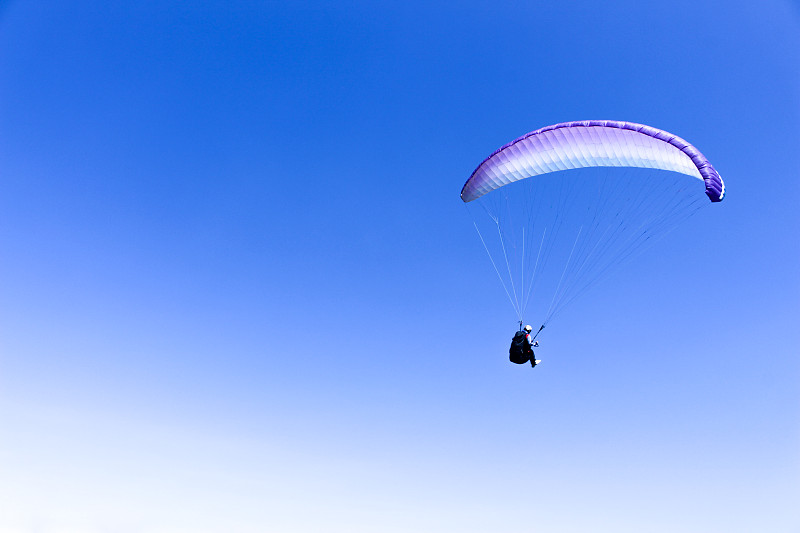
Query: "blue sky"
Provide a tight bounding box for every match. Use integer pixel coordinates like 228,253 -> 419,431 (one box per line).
1,1 -> 798,532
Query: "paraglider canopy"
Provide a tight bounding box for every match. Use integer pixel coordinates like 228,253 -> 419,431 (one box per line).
461,120 -> 724,203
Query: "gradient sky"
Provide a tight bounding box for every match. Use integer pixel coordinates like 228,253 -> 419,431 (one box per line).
1,1 -> 798,532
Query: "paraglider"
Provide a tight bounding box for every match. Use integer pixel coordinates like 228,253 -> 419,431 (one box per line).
462,120 -> 725,367
509,324 -> 541,367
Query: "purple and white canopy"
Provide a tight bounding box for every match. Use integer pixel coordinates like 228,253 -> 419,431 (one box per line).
461,120 -> 725,203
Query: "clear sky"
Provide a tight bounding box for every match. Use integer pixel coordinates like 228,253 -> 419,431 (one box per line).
1,1 -> 798,532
